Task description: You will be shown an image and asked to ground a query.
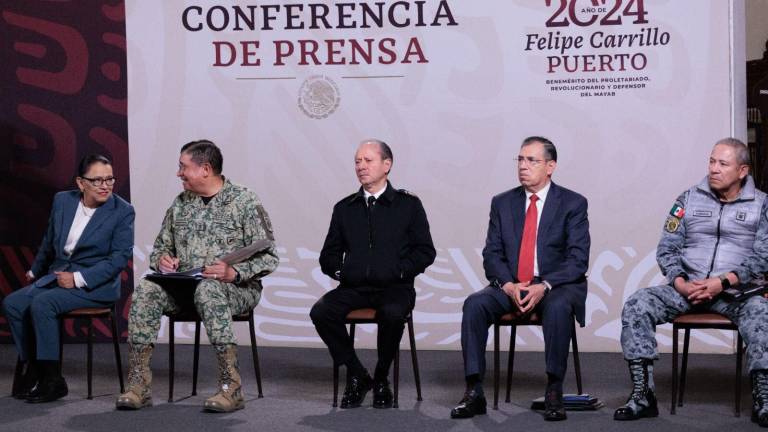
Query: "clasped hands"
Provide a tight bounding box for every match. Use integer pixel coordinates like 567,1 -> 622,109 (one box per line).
158,254 -> 237,283
26,270 -> 77,289
502,281 -> 547,313
674,276 -> 726,304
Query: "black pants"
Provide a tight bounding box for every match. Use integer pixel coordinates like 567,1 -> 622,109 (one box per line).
310,285 -> 416,378
461,285 -> 575,383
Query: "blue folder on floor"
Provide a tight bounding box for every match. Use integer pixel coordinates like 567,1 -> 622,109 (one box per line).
531,394 -> 603,411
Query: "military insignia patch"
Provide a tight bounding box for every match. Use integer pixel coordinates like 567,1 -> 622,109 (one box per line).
736,211 -> 747,221
665,216 -> 680,233
669,204 -> 685,218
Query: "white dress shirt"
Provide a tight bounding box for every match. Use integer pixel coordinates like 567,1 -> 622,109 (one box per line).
62,200 -> 95,288
364,185 -> 387,204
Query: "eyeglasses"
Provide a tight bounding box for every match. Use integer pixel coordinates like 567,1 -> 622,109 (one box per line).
517,156 -> 550,167
80,176 -> 116,187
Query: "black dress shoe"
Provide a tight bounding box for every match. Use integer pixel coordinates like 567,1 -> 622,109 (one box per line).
340,373 -> 373,409
14,381 -> 39,400
373,379 -> 393,409
450,390 -> 487,419
26,377 -> 68,403
13,377 -> 39,400
13,361 -> 39,400
543,388 -> 567,421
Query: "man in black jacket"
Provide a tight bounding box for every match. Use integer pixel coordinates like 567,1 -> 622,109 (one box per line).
311,139 -> 436,409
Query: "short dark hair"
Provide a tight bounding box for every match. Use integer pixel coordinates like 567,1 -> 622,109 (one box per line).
361,138 -> 392,162
521,136 -> 557,162
77,154 -> 111,177
715,137 -> 751,166
360,138 -> 393,174
180,139 -> 223,175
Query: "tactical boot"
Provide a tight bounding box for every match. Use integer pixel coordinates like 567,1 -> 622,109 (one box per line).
752,369 -> 768,427
614,359 -> 658,421
116,344 -> 153,410
204,345 -> 244,413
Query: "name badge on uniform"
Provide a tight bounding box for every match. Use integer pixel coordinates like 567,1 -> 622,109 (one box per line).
736,211 -> 747,222
692,210 -> 712,217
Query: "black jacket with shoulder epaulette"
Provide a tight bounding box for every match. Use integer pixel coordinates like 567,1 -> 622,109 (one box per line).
319,181 -> 436,288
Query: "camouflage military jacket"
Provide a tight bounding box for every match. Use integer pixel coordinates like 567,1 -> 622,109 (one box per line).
149,178 -> 279,289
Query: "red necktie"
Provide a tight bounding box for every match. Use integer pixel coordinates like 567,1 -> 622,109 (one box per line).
517,194 -> 539,283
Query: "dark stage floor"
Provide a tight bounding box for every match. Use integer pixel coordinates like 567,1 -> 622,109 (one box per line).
0,343 -> 759,431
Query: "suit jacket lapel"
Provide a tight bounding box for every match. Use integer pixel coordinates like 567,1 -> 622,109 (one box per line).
74,195 -> 115,252
537,182 -> 561,251
509,187 -> 526,251
58,194 -> 79,253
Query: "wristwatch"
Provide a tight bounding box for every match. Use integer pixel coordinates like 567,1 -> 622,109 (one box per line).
233,269 -> 242,284
542,280 -> 552,295
719,273 -> 731,290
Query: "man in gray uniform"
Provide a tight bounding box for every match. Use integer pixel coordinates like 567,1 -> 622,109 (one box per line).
615,138 -> 768,426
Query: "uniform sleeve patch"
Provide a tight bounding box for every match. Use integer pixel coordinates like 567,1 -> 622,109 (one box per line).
664,216 -> 680,233
669,204 -> 685,218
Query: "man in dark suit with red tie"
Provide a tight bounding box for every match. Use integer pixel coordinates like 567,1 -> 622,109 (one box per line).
450,136 -> 590,421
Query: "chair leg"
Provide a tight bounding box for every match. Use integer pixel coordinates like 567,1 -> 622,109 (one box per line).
333,364 -> 339,408
493,324 -> 500,410
407,317 -> 422,401
349,323 -> 356,342
736,332 -> 743,417
506,326 -> 516,403
87,318 -> 94,400
571,320 -> 583,395
191,321 -> 201,396
168,317 -> 175,403
12,357 -> 24,397
248,313 -> 264,398
393,346 -> 400,408
59,321 -> 64,374
110,307 -> 125,393
671,325 -> 679,415
678,328 -> 691,407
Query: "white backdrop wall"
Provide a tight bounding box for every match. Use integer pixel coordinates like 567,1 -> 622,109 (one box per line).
126,0 -> 746,353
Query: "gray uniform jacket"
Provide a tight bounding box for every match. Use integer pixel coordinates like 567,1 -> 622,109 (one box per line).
657,175 -> 768,284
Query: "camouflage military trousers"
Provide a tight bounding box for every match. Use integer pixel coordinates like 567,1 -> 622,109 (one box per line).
621,284 -> 768,372
128,278 -> 261,346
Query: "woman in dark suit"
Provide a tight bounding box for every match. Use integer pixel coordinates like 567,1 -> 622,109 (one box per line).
2,154 -> 135,403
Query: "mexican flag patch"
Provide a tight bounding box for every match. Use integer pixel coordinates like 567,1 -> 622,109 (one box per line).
669,204 -> 685,218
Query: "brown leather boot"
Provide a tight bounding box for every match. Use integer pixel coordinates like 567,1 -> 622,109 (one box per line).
204,345 -> 244,413
116,344 -> 153,410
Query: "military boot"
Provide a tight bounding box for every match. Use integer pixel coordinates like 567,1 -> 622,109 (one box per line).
752,369 -> 768,427
614,359 -> 658,421
116,344 -> 153,410
204,345 -> 244,413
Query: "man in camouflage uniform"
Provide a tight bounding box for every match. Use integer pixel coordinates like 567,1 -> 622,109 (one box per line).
116,140 -> 279,412
615,138 -> 768,427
